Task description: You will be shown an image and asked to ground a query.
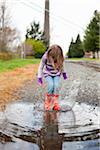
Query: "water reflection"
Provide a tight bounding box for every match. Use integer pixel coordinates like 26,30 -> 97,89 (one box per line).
40,111 -> 63,150
62,139 -> 100,150
0,101 -> 99,150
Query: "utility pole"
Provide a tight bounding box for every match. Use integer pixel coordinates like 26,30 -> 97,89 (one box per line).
44,0 -> 50,47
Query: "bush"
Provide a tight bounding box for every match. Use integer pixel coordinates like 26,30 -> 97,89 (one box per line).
0,51 -> 13,60
25,39 -> 46,58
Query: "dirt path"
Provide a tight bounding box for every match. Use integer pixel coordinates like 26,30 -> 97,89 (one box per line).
0,64 -> 39,110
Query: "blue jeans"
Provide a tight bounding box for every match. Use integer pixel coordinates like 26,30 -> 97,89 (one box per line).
45,76 -> 60,94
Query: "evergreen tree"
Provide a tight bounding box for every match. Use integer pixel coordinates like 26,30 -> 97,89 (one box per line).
25,21 -> 44,41
84,10 -> 100,58
67,38 -> 73,58
74,34 -> 84,58
67,35 -> 84,58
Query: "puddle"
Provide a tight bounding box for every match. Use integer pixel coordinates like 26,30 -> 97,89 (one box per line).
0,101 -> 99,150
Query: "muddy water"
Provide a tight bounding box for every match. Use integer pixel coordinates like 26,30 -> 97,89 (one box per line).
0,100 -> 99,150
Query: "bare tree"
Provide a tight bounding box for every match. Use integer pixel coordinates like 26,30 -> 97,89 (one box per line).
0,1 -> 20,52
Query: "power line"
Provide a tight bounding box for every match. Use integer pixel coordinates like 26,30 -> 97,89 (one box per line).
18,0 -> 85,32
27,0 -> 85,31
20,1 -> 44,14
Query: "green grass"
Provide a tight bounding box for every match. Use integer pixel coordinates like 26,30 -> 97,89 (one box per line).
0,58 -> 40,73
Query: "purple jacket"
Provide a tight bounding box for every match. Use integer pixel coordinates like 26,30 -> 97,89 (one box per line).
37,51 -> 67,79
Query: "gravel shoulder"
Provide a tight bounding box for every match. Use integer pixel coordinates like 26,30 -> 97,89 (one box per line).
64,60 -> 100,106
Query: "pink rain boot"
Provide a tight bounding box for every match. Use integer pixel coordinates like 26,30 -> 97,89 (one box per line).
53,94 -> 60,111
44,93 -> 52,110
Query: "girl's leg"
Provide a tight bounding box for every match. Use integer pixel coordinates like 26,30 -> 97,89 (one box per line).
53,76 -> 60,94
53,76 -> 60,110
45,76 -> 54,110
45,76 -> 54,94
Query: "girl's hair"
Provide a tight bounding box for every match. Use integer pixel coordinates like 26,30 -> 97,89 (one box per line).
47,44 -> 64,71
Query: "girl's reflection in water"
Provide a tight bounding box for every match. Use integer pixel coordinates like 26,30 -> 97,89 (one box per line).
40,111 -> 63,150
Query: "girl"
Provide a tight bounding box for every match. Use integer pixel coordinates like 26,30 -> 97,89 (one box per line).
37,44 -> 67,110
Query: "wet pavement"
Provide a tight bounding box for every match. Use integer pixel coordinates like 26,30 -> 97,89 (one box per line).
0,60 -> 100,150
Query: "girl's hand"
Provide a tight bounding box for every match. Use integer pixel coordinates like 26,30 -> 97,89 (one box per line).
62,72 -> 68,80
38,78 -> 43,85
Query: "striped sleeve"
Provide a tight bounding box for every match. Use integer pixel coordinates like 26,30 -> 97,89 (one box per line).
37,52 -> 47,78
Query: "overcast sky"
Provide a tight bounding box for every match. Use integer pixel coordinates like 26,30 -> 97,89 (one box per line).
5,0 -> 100,54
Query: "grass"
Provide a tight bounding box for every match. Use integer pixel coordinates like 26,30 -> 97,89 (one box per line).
0,58 -> 40,73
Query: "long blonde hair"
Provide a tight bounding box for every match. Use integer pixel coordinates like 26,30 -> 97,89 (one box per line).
47,44 -> 64,71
